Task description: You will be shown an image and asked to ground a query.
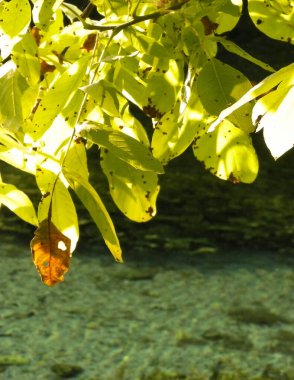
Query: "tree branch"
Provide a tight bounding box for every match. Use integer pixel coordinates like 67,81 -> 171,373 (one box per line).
63,0 -> 189,33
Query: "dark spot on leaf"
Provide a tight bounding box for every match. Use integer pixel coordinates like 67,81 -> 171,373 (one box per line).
83,34 -> 97,51
256,19 -> 262,25
143,105 -> 163,119
146,207 -> 154,216
229,172 -> 240,184
201,16 -> 219,35
43,191 -> 50,199
74,136 -> 86,144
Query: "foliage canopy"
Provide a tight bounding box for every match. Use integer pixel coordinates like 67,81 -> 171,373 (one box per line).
0,0 -> 293,285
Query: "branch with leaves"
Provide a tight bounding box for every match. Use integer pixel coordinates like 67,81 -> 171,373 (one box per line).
0,0 -> 293,285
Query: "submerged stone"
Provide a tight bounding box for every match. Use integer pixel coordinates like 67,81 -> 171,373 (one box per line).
51,363 -> 84,378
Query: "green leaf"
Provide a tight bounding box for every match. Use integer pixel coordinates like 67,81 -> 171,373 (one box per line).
66,171 -> 123,263
33,0 -> 64,30
248,0 -> 294,44
82,80 -> 121,118
101,150 -> 160,222
80,122 -> 164,173
152,81 -> 212,164
0,181 -> 38,226
143,59 -> 184,117
0,63 -> 28,130
36,167 -> 79,253
89,0 -> 129,20
38,20 -> 93,65
12,33 -> 41,87
213,0 -> 242,34
216,37 -> 275,73
197,58 -> 254,132
113,58 -> 147,107
210,63 -> 294,131
63,140 -> 122,261
0,128 -> 37,174
253,85 -> 294,159
0,0 -> 31,38
125,29 -> 175,58
193,120 -> 259,183
28,56 -> 89,140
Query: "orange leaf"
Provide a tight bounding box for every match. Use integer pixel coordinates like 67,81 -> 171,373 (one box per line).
30,219 -> 71,286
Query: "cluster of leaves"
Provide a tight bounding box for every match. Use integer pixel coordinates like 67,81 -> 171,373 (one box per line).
0,0 -> 293,285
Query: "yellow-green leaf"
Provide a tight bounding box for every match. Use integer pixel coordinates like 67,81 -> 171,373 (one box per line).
253,85 -> 294,159
36,167 -> 79,253
193,120 -> 259,183
65,170 -> 123,262
101,150 -> 160,222
0,181 -> 38,225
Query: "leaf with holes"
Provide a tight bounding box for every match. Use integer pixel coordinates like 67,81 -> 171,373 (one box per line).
30,219 -> 71,286
36,167 -> 79,253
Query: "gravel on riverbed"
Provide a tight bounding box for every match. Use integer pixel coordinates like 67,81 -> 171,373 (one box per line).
0,242 -> 293,380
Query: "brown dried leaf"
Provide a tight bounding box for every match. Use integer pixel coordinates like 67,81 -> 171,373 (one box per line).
30,219 -> 71,286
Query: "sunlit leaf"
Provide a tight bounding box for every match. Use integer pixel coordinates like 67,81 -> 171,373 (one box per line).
12,33 -> 41,87
101,150 -> 159,222
0,63 -> 28,130
209,63 -> 294,131
152,81 -> 211,164
0,0 -> 31,38
216,37 -> 275,73
213,0 -> 242,34
143,59 -> 184,117
248,0 -> 294,44
28,56 -> 89,140
193,120 -> 259,183
36,167 -> 79,253
65,170 -> 123,262
33,0 -> 64,30
0,181 -> 38,225
30,218 -> 71,286
63,140 -> 122,261
82,80 -> 121,118
80,122 -> 164,173
197,58 -> 253,132
253,85 -> 294,159
113,58 -> 147,107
